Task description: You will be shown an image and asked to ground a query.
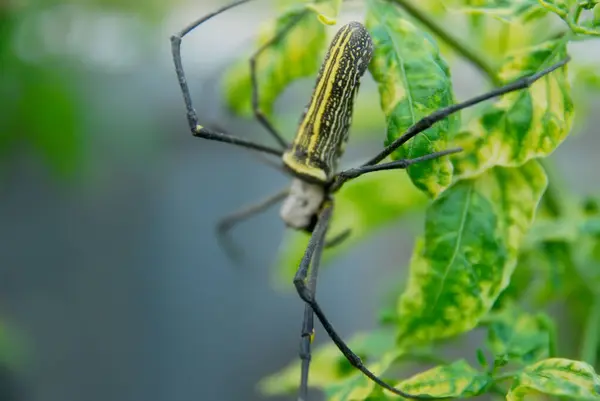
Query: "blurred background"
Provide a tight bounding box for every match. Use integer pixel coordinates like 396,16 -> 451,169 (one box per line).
0,0 -> 599,400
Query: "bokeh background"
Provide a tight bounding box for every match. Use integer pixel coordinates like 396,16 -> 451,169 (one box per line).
1,1 -> 599,401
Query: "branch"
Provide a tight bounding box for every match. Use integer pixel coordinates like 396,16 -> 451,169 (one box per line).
390,0 -> 502,86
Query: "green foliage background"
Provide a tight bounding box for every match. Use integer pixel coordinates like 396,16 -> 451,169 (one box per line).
221,0 -> 600,399
0,0 -> 177,393
2,0 -> 600,399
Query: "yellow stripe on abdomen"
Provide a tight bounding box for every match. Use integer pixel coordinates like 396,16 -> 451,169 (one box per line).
282,21 -> 374,183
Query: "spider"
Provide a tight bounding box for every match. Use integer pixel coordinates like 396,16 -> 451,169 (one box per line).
170,0 -> 570,399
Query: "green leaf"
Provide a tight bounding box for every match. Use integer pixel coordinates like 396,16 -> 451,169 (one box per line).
483,302 -> 551,365
575,65 -> 600,91
0,63 -> 81,178
476,348 -> 489,369
452,40 -> 573,180
273,170 -> 427,286
571,233 -> 600,289
365,0 -> 458,198
222,7 -> 326,118
524,216 -> 580,245
507,358 -> 600,400
258,329 -> 397,396
22,68 -> 81,177
396,161 -> 548,347
389,360 -> 491,398
449,0 -> 546,23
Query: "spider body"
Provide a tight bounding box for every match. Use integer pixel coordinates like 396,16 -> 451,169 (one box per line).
280,21 -> 373,231
282,21 -> 373,184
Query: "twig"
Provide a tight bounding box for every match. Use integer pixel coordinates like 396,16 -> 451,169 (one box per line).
390,0 -> 502,86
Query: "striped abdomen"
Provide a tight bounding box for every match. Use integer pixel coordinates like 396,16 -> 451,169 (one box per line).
282,22 -> 374,184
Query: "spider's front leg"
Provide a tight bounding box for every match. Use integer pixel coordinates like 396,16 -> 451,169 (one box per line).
331,147 -> 462,190
330,56 -> 571,191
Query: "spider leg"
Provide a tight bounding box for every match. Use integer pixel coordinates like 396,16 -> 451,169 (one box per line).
209,122 -> 291,174
331,56 -> 571,191
297,199 -> 330,401
298,237 -> 323,401
325,228 -> 352,249
216,187 -> 289,265
293,202 -> 442,399
298,301 -> 315,401
170,0 -> 283,157
250,11 -> 308,149
335,148 -> 462,184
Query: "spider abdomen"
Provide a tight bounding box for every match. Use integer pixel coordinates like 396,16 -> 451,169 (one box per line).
282,21 -> 373,184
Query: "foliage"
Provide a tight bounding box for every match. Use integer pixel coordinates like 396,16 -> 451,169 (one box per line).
366,0 -> 458,197
0,0 -> 172,381
222,6 -> 328,117
221,0 -> 600,399
1,0 -> 169,178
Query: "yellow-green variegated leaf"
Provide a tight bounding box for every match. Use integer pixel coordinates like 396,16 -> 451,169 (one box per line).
305,0 -> 343,25
348,359 -> 490,400
258,329 -> 397,396
396,161 -> 547,346
539,0 -> 600,36
273,170 -> 427,286
365,0 -> 458,198
475,19 -> 542,62
222,7 -> 326,117
507,358 -> 600,401
452,40 -> 573,180
482,301 -> 551,365
538,0 -> 574,16
389,360 -> 490,399
323,351 -> 401,401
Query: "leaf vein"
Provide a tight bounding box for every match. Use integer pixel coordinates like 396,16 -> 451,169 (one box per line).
430,183 -> 473,313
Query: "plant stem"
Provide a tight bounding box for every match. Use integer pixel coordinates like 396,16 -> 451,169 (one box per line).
494,370 -> 522,382
573,5 -> 583,24
390,0 -> 502,86
580,294 -> 600,367
540,160 -> 564,217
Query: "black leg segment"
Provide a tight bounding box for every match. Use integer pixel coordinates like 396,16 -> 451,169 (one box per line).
293,203 -> 444,399
363,57 -> 571,167
216,187 -> 289,264
249,11 -> 308,150
336,147 -> 462,184
170,0 -> 283,157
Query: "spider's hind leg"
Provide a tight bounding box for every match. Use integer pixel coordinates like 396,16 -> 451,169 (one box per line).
216,187 -> 289,265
